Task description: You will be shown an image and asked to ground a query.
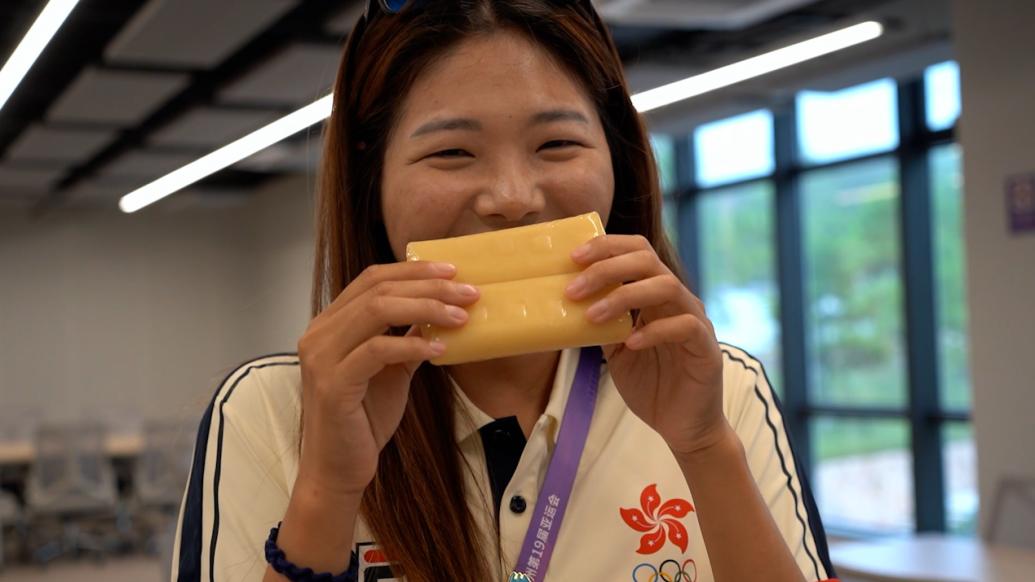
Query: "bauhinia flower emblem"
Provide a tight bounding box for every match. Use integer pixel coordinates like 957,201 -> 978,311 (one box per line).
620,483 -> 695,554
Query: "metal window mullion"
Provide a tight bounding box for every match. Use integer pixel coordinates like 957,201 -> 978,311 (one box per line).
773,102 -> 812,474
675,136 -> 702,295
897,78 -> 946,533
805,405 -> 908,419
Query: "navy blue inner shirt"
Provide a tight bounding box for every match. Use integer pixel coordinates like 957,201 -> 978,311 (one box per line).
477,415 -> 527,521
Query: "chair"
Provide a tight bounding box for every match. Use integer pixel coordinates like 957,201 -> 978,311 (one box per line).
0,490 -> 24,570
130,420 -> 194,554
23,422 -> 121,563
984,475 -> 1035,549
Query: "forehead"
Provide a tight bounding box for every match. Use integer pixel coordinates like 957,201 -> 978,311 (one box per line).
394,29 -> 595,130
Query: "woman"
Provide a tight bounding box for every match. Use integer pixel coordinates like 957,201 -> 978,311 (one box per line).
172,1 -> 837,581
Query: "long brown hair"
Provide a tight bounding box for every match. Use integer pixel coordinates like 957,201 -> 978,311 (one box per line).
311,1 -> 684,580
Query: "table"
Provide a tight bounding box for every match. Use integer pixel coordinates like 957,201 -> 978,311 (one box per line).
0,433 -> 150,569
0,433 -> 143,465
830,533 -> 1035,582
0,433 -> 146,503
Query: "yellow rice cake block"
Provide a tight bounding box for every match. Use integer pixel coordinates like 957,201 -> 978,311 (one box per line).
405,212 -> 632,365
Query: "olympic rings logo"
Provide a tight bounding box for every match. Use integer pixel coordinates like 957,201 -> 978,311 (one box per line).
631,558 -> 697,582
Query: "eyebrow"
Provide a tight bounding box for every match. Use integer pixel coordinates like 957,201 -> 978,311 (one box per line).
409,108 -> 590,139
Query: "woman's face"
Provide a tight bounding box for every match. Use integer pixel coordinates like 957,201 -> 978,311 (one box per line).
381,29 -> 615,261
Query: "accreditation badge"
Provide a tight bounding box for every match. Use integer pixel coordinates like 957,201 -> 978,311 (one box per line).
356,541 -> 399,581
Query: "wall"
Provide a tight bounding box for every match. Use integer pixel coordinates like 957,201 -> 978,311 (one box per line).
952,0 -> 1035,539
0,173 -> 315,434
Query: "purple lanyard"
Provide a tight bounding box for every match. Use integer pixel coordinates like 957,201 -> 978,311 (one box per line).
508,345 -> 602,582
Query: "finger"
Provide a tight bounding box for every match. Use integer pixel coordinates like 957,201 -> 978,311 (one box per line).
624,313 -> 717,358
337,294 -> 471,356
310,278 -> 479,354
337,334 -> 445,387
361,277 -> 479,307
322,260 -> 459,318
565,249 -> 666,300
584,274 -> 693,323
570,233 -> 654,266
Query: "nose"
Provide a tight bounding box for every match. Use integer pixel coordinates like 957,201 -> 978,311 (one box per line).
474,157 -> 545,226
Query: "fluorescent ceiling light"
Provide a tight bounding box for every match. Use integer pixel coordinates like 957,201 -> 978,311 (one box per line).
632,21 -> 884,112
119,20 -> 883,212
119,94 -> 332,213
0,0 -> 81,112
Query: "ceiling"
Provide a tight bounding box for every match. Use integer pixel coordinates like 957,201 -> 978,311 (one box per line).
0,0 -> 948,213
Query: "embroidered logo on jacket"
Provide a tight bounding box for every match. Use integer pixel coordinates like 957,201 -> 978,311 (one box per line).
632,558 -> 698,582
619,483 -> 695,554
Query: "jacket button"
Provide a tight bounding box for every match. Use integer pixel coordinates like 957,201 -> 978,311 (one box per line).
509,495 -> 527,514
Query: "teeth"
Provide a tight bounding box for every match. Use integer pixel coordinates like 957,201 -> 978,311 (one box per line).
406,212 -> 632,365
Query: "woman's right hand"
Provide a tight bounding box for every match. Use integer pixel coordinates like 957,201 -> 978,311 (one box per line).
294,260 -> 478,497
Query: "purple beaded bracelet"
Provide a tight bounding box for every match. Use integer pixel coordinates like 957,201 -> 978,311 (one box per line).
264,523 -> 357,582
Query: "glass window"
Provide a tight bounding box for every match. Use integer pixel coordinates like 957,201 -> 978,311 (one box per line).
813,417 -> 914,532
694,110 -> 775,188
802,158 -> 908,407
662,196 -> 679,246
650,134 -> 678,194
797,79 -> 899,165
925,61 -> 961,132
698,181 -> 782,392
930,144 -> 971,411
943,422 -> 978,535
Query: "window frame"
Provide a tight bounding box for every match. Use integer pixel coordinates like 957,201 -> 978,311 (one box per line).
658,74 -> 967,535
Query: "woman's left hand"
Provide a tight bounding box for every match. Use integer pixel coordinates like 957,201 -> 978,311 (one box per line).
566,234 -> 729,457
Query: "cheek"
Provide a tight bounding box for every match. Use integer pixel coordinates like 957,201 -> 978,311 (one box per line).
541,153 -> 614,217
382,170 -> 470,258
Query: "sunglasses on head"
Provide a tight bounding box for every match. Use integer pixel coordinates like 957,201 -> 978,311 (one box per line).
364,0 -> 417,17
361,0 -> 595,21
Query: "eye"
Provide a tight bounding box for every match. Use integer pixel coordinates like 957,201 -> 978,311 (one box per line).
429,148 -> 472,159
540,140 -> 582,150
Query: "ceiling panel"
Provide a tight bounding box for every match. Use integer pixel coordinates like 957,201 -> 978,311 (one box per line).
47,68 -> 189,125
62,180 -> 125,207
62,175 -> 180,209
105,0 -> 297,68
596,0 -> 816,30
150,107 -> 279,148
325,2 -> 365,35
219,44 -> 341,106
160,187 -> 252,212
5,125 -> 115,164
0,165 -> 64,193
234,138 -> 321,173
68,184 -> 252,212
95,150 -> 197,180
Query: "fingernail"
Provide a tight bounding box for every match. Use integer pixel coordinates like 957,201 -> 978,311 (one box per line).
566,276 -> 586,297
446,305 -> 468,322
434,262 -> 457,275
586,299 -> 609,322
626,331 -> 644,348
430,341 -> 447,355
457,284 -> 478,296
571,244 -> 590,260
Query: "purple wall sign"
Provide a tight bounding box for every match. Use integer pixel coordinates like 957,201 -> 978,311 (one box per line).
1005,172 -> 1035,234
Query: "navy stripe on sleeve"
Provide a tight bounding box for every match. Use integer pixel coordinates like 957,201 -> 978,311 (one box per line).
177,399 -> 215,582
722,347 -> 835,581
208,356 -> 300,581
768,382 -> 837,579
175,353 -> 298,582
